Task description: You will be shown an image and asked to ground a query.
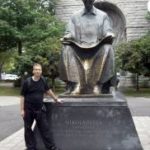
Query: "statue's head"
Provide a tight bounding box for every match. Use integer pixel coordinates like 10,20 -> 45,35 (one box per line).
82,0 -> 95,11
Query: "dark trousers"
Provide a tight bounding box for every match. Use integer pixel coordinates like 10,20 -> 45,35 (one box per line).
24,105 -> 55,150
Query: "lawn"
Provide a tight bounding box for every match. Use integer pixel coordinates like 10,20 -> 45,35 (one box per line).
0,86 -> 65,96
0,87 -> 20,96
120,87 -> 150,97
0,85 -> 149,97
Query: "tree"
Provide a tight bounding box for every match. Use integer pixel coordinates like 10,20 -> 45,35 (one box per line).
0,0 -> 65,88
15,31 -> 64,84
116,34 -> 150,90
116,12 -> 150,90
0,0 -> 59,55
0,51 -> 14,79
15,37 -> 63,75
14,18 -> 64,88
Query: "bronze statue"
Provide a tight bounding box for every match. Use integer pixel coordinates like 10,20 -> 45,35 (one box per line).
59,0 -> 115,95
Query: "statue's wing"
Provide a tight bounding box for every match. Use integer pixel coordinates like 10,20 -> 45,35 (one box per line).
94,1 -> 126,45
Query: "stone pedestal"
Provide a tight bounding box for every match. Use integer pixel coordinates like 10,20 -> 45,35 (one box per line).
35,92 -> 143,150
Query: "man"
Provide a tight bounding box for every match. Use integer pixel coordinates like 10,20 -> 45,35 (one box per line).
60,0 -> 115,94
20,63 -> 61,150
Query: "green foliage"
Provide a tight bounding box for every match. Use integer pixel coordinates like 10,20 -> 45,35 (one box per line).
15,23 -> 64,76
0,50 -> 16,79
0,50 -> 14,69
0,0 -> 65,79
146,12 -> 150,20
0,0 -> 64,53
116,34 -> 150,76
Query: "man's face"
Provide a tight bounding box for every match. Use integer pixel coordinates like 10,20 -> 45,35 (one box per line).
82,0 -> 94,11
32,65 -> 42,77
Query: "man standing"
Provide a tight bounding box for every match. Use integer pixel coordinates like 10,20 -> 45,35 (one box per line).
20,63 -> 60,150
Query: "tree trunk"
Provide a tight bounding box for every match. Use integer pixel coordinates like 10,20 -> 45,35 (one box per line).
136,73 -> 139,91
18,40 -> 22,55
0,68 -> 2,80
0,63 -> 3,80
51,78 -> 55,91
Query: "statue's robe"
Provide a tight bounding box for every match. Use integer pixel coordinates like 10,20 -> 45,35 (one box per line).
60,7 -> 115,89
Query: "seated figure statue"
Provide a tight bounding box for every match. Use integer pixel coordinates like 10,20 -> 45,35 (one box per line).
59,0 -> 115,95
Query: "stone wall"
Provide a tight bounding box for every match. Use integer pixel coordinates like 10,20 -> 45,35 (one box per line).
56,0 -> 150,41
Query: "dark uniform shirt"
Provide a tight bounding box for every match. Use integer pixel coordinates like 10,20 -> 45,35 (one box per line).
21,77 -> 50,110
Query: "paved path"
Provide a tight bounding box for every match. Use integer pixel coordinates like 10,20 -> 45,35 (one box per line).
133,117 -> 150,150
0,105 -> 23,141
0,96 -> 20,106
0,96 -> 23,141
127,97 -> 150,116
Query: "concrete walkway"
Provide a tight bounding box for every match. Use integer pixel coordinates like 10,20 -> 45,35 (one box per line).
0,96 -> 20,106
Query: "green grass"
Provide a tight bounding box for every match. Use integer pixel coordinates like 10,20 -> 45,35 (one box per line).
121,87 -> 150,97
0,85 -> 149,98
0,86 -> 64,96
0,87 -> 20,96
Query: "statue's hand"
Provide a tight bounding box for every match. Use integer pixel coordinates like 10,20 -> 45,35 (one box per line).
102,33 -> 115,44
61,34 -> 73,44
105,32 -> 115,38
60,36 -> 71,42
63,34 -> 72,40
60,38 -> 64,42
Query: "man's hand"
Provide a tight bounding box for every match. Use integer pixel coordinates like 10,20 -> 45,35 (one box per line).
47,89 -> 63,104
21,110 -> 25,118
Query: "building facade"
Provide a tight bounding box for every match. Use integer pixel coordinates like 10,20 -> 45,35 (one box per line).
56,0 -> 150,41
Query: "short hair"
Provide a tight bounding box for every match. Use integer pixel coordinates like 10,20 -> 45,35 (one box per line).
33,63 -> 42,69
